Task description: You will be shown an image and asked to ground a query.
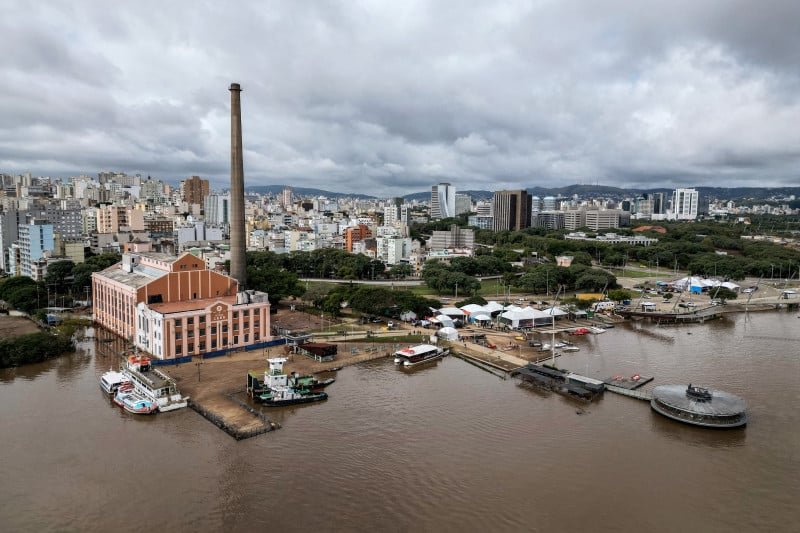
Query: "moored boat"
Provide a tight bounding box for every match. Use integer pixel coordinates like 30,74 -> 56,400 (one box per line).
100,369 -> 127,394
121,355 -> 189,412
588,326 -> 606,334
255,358 -> 330,407
394,344 -> 448,367
113,382 -> 158,415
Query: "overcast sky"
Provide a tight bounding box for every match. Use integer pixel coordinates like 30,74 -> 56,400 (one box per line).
2,1 -> 799,196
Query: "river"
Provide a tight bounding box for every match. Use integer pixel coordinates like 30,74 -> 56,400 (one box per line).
1,310 -> 798,532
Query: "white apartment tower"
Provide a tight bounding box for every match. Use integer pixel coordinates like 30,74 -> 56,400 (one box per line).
430,183 -> 456,219
671,188 -> 699,220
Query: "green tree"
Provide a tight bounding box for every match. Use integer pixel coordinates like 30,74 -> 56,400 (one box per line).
608,289 -> 633,302
45,260 -> 75,293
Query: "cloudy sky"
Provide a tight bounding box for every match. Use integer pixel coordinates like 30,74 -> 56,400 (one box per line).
2,1 -> 799,196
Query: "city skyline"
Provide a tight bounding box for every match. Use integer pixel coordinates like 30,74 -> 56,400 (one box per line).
3,2 -> 800,195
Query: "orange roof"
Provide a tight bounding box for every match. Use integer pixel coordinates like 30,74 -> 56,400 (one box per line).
632,225 -> 667,234
149,295 -> 236,314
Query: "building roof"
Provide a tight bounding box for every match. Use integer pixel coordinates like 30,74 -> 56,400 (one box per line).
149,295 -> 236,314
96,262 -> 167,289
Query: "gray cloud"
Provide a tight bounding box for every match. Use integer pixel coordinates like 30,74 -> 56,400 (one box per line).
1,1 -> 799,195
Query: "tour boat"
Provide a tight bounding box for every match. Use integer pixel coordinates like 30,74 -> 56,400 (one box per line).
113,382 -> 158,415
393,344 -> 448,367
256,358 -> 329,407
121,355 -> 189,412
99,369 -> 127,394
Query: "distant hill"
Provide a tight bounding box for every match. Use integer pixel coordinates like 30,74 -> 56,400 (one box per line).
245,185 -> 375,199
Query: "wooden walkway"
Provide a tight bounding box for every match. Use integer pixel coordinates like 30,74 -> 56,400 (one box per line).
605,384 -> 652,401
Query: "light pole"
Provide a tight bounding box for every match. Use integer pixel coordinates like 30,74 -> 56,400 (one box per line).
771,264 -> 775,280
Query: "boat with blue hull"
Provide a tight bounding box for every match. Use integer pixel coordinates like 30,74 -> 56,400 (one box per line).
113,382 -> 158,415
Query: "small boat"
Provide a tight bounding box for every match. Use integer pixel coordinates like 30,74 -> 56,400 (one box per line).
99,369 -> 127,394
570,328 -> 590,336
562,345 -> 580,352
553,341 -> 568,349
394,344 -> 448,367
113,383 -> 158,414
290,374 -> 336,392
588,326 -> 606,334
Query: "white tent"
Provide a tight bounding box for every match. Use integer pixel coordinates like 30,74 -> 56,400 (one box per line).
472,313 -> 492,323
439,307 -> 466,317
720,281 -> 740,291
483,301 -> 504,315
460,304 -> 487,315
434,315 -> 455,328
503,304 -> 523,312
400,310 -> 417,321
437,326 -> 459,341
499,307 -> 553,328
542,307 -> 568,317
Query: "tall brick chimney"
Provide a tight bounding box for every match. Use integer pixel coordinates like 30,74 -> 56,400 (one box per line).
229,82 -> 246,288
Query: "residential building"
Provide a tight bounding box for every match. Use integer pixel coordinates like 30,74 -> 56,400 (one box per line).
204,194 -> 231,226
455,193 -> 472,215
180,176 -> 210,206
671,188 -> 699,220
429,225 -> 475,251
18,220 -> 54,278
344,224 -> 372,252
96,205 -> 145,233
467,215 -> 493,229
534,211 -> 565,230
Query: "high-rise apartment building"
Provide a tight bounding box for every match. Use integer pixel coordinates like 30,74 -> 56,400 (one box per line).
19,220 -> 54,278
181,176 -> 210,206
430,183 -> 456,219
204,194 -> 231,226
455,193 -> 472,215
671,188 -> 699,220
492,190 -> 532,231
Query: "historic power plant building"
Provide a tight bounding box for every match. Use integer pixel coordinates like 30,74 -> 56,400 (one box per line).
91,84 -> 272,360
92,252 -> 271,359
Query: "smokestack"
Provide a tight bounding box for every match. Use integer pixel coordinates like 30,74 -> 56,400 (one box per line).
229,82 -> 247,288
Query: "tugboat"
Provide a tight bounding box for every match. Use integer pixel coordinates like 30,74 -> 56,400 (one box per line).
256,358 -> 329,406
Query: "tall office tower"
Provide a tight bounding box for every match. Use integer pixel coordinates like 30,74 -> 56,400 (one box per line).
228,83 -> 247,287
492,190 -> 532,231
181,175 -> 210,206
671,188 -> 699,220
430,183 -> 456,219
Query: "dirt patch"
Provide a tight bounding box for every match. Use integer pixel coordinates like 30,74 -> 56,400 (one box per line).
0,316 -> 41,338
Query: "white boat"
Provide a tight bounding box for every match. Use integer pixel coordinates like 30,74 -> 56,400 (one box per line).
122,356 -> 189,412
588,326 -> 606,334
113,382 -> 158,415
100,369 -> 127,394
394,344 -> 448,367
553,341 -> 568,349
562,345 -> 580,352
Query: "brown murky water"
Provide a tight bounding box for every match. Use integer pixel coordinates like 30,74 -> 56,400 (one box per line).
1,311 -> 798,532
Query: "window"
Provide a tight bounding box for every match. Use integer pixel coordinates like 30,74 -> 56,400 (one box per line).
176,345 -> 182,354
187,331 -> 194,338
199,329 -> 205,336
211,339 -> 217,348
199,342 -> 206,350
222,325 -> 228,332
211,326 -> 217,334
242,310 -> 249,316
233,311 -> 239,319
254,332 -> 260,341
188,344 -> 194,352
175,333 -> 182,340
244,334 -> 249,342
233,336 -> 239,344
199,316 -> 206,324
233,323 -> 239,331
243,322 -> 249,329
187,317 -> 194,325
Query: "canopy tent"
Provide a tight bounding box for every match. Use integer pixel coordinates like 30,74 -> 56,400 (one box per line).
483,301 -> 505,316
438,307 -> 466,318
720,281 -> 740,291
499,307 -> 553,329
542,306 -> 568,316
502,304 -> 523,312
434,315 -> 455,328
437,326 -> 459,341
400,311 -> 417,321
460,304 -> 487,315
471,313 -> 492,323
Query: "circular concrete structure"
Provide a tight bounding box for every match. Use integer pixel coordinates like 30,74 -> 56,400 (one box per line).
651,384 -> 747,428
